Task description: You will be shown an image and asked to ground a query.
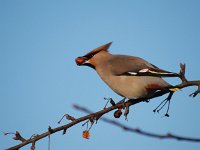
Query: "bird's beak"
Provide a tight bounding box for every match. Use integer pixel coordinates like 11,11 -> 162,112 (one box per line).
75,56 -> 88,66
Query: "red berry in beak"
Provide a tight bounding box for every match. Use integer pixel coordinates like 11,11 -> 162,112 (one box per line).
75,57 -> 87,65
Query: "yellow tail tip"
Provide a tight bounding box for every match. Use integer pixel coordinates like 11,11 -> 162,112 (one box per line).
169,87 -> 180,92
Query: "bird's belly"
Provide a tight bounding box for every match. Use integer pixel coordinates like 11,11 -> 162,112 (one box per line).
104,76 -> 156,99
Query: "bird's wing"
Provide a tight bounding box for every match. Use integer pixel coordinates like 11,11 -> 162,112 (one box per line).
108,55 -> 179,77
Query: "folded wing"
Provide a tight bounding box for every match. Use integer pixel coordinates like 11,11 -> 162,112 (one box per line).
108,55 -> 179,77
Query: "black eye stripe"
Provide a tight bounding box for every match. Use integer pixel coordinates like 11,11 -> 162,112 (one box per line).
84,53 -> 96,59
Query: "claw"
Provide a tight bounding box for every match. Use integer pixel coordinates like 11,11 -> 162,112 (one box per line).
165,113 -> 170,117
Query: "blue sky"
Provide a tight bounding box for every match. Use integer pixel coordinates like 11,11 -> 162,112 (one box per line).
1,0 -> 200,149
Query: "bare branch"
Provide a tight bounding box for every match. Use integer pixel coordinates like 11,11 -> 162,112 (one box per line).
5,63 -> 200,149
5,102 -> 122,150
74,105 -> 200,142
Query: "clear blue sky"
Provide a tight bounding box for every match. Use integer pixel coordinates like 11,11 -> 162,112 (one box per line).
1,0 -> 200,149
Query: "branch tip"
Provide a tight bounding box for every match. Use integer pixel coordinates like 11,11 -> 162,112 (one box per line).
110,98 -> 116,106
13,131 -> 26,142
63,129 -> 67,135
58,114 -> 76,124
48,126 -> 53,134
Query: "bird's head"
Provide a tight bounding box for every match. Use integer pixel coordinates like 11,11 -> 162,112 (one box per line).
75,42 -> 112,69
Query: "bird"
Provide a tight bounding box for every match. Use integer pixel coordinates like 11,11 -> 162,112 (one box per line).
75,42 -> 180,115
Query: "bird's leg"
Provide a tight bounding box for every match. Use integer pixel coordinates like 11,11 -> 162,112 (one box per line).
118,97 -> 126,103
118,97 -> 127,108
164,92 -> 174,117
153,91 -> 174,117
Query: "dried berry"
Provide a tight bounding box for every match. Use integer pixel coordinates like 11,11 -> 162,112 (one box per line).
114,109 -> 122,118
82,130 -> 90,139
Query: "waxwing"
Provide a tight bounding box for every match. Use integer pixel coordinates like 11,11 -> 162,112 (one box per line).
75,42 -> 179,99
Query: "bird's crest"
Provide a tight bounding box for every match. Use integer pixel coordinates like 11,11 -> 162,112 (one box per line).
84,42 -> 112,57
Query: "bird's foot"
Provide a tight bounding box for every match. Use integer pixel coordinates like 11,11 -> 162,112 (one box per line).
118,98 -> 130,120
153,92 -> 174,117
118,97 -> 126,108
